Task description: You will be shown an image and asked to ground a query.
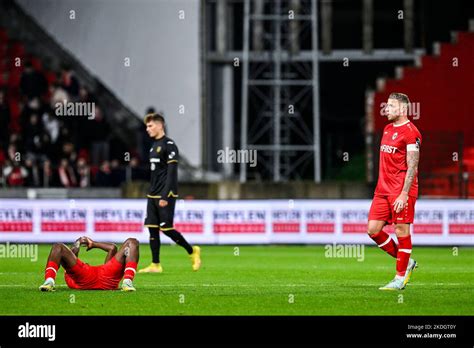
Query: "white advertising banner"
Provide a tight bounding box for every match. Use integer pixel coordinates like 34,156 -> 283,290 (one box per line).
0,199 -> 472,245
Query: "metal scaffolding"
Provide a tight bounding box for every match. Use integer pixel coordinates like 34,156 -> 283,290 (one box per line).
240,0 -> 321,182
203,0 -> 422,183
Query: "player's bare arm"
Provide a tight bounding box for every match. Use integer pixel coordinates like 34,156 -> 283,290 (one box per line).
393,150 -> 420,213
70,236 -> 91,256
70,238 -> 81,256
82,237 -> 118,263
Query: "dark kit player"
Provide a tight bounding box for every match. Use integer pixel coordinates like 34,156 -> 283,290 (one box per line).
39,236 -> 139,291
139,113 -> 201,273
367,93 -> 421,290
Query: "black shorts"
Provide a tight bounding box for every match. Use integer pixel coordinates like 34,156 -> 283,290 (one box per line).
144,197 -> 176,231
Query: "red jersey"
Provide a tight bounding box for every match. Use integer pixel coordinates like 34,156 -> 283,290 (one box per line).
64,258 -> 124,290
374,120 -> 422,197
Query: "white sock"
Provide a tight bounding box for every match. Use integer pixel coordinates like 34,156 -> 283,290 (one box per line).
395,275 -> 404,280
45,277 -> 55,284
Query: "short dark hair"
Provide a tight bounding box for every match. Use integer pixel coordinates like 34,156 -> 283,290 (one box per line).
389,92 -> 410,106
144,112 -> 165,124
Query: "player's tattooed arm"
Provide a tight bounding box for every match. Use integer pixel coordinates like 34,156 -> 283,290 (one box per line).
394,150 -> 419,213
402,150 -> 420,194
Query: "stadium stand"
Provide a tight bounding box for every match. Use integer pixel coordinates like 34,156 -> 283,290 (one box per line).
0,26 -> 140,188
369,31 -> 474,198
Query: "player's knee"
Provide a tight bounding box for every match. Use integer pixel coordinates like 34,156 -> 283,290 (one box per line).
52,243 -> 65,251
367,225 -> 378,236
394,225 -> 409,237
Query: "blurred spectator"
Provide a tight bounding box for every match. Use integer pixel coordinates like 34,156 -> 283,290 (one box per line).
20,60 -> 48,100
24,156 -> 40,187
61,65 -> 80,99
79,86 -> 97,104
8,133 -> 21,149
0,88 -> 10,151
75,86 -> 97,149
50,81 -> 69,109
61,141 -> 77,164
23,113 -> 44,157
90,106 -> 110,165
42,111 -> 60,144
76,157 -> 90,188
110,159 -> 125,186
40,159 -> 57,187
7,143 -> 19,162
95,160 -> 112,186
3,160 -> 28,186
20,97 -> 43,131
58,158 -> 77,187
57,126 -> 72,145
38,133 -> 53,163
130,157 -> 148,181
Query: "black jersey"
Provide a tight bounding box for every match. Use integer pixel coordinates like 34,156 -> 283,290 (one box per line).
147,135 -> 179,198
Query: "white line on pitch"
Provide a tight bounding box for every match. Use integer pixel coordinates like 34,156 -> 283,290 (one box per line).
0,283 -> 465,288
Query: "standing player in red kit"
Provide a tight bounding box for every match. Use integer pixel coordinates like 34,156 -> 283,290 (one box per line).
39,236 -> 139,292
368,93 -> 421,290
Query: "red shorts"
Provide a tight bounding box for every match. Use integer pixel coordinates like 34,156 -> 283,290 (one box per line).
368,194 -> 417,224
64,257 -> 124,290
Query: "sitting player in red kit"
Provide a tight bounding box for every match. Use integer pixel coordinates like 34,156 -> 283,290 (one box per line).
39,236 -> 139,292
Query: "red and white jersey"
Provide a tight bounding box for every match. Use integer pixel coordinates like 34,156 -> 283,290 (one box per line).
375,120 -> 422,197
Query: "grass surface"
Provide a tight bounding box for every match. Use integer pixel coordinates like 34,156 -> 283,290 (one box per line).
0,245 -> 473,315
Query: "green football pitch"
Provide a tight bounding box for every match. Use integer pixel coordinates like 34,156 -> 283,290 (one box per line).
0,244 -> 472,315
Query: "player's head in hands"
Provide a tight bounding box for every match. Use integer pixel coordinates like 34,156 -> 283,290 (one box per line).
144,112 -> 166,139
386,92 -> 410,123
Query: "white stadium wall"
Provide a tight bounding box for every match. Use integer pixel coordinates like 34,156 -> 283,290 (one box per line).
0,199 -> 473,245
17,0 -> 202,167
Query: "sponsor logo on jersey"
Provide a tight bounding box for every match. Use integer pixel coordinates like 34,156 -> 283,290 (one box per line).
380,144 -> 398,153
